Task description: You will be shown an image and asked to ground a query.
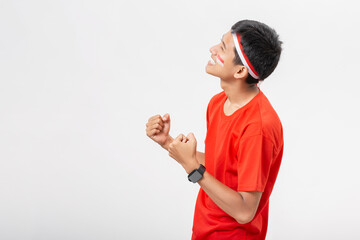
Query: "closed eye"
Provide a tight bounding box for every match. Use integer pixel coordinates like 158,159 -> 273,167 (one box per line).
221,36 -> 226,50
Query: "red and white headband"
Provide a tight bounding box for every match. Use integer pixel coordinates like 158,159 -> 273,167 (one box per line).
232,33 -> 260,79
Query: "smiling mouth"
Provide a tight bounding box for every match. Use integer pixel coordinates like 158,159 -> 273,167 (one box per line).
208,57 -> 216,65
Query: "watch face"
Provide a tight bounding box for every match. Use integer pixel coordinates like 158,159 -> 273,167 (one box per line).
190,171 -> 202,183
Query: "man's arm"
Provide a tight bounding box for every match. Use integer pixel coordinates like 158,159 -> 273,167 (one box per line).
196,152 -> 205,165
166,134 -> 260,224
197,171 -> 262,224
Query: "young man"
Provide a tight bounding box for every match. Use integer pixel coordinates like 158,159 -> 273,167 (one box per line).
146,20 -> 283,239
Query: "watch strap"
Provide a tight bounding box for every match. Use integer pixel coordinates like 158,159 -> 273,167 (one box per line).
188,164 -> 206,183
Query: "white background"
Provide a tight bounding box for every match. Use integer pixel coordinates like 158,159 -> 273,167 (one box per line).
1,0 -> 360,239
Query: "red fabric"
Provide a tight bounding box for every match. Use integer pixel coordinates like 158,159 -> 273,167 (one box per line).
236,34 -> 259,77
192,88 -> 284,240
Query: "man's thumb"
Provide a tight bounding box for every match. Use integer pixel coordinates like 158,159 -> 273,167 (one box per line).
162,113 -> 170,122
187,132 -> 195,141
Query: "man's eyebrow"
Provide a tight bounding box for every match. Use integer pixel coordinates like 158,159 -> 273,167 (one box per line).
221,35 -> 226,50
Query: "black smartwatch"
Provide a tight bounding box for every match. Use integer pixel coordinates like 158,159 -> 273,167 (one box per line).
188,164 -> 206,183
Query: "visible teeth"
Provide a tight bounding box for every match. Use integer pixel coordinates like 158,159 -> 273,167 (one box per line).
210,58 -> 215,65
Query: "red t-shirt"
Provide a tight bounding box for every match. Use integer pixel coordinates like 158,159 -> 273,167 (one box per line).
191,88 -> 284,240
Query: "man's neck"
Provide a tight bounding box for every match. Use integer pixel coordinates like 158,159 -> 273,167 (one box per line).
221,79 -> 259,107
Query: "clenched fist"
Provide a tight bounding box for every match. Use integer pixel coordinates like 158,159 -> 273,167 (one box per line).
168,132 -> 200,174
146,113 -> 172,148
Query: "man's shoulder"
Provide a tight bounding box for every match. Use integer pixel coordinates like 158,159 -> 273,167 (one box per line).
257,92 -> 282,131
239,92 -> 283,147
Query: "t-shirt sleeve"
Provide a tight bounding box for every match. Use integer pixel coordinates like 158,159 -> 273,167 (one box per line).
236,134 -> 274,192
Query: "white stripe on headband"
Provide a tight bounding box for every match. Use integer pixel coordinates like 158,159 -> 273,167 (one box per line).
232,33 -> 260,79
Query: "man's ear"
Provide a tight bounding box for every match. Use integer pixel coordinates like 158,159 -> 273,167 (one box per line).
234,65 -> 248,79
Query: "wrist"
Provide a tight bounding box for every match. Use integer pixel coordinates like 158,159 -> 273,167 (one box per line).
161,136 -> 174,151
187,162 -> 206,183
184,158 -> 201,174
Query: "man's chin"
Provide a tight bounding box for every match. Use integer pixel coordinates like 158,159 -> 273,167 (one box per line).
205,66 -> 217,77
205,69 -> 219,78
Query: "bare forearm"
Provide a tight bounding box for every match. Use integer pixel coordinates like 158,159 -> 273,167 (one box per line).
197,171 -> 251,224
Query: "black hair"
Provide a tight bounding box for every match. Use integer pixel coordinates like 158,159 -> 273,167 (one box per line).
231,20 -> 282,84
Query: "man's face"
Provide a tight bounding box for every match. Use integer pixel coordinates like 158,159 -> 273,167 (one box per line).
206,30 -> 238,79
